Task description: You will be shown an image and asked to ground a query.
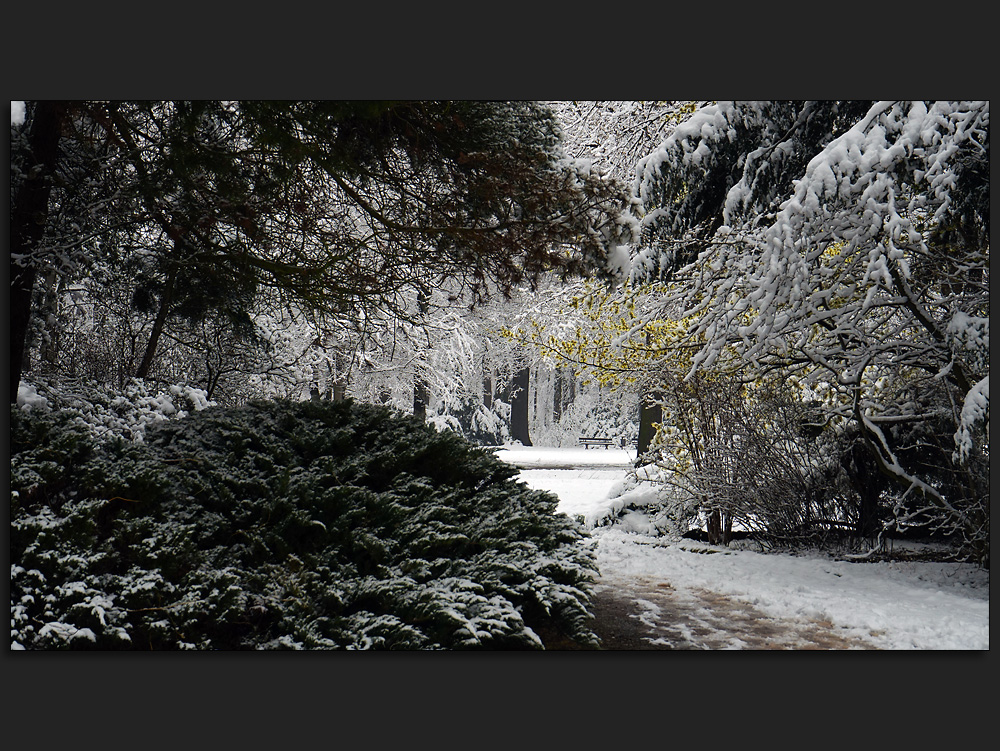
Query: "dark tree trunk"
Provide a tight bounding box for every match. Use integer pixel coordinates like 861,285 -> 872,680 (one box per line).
845,442 -> 883,539
533,368 -> 538,423
37,268 -> 62,369
413,289 -> 430,420
10,101 -> 68,403
841,441 -> 884,538
11,265 -> 38,402
636,392 -> 662,458
705,509 -> 733,546
136,264 -> 179,379
857,483 -> 881,539
510,365 -> 532,446
483,374 -> 493,410
204,366 -> 219,401
553,368 -> 563,423
413,381 -> 429,420
707,509 -> 722,545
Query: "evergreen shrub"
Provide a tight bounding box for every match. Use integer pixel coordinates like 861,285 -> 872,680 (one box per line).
11,399 -> 600,649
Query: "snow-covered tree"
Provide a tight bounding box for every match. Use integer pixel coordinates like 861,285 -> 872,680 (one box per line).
631,101 -> 989,563
11,101 -> 635,403
10,102 -> 129,402
550,101 -> 699,186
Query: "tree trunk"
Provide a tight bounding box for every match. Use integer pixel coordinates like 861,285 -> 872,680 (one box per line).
533,368 -> 538,423
706,509 -> 733,546
413,380 -> 429,420
413,289 -> 430,420
136,264 -> 179,379
637,392 -> 662,458
37,268 -> 62,370
510,365 -> 532,446
10,101 -> 69,402
483,373 -> 493,410
847,442 -> 882,540
552,368 -> 563,423
707,509 -> 722,545
332,352 -> 348,402
204,366 -> 220,401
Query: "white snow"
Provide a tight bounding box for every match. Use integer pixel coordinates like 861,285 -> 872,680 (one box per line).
16,382 -> 49,410
954,375 -> 989,463
503,446 -> 989,650
496,444 -> 634,469
37,621 -> 97,645
11,100 -> 25,125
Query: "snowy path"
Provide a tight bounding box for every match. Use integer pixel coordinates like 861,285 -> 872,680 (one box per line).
578,530 -> 882,650
589,528 -> 989,650
502,447 -> 989,651
589,571 -> 876,650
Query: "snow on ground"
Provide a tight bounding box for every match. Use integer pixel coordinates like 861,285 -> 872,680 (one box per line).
496,445 -> 635,527
499,445 -> 989,650
495,445 -> 635,469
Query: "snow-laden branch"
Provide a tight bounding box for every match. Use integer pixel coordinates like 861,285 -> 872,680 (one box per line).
626,101 -> 989,563
954,376 -> 989,464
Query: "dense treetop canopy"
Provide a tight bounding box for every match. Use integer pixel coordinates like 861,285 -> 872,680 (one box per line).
9,100 -> 636,400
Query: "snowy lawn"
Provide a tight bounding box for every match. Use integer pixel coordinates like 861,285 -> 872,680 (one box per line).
501,446 -> 989,650
495,445 -> 634,469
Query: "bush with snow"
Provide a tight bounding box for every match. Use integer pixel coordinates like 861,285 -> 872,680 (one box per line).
16,376 -> 215,443
588,466 -> 699,538
10,398 -> 599,650
628,101 -> 989,566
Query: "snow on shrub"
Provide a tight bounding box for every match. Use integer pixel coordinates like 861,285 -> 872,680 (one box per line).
10,399 -> 600,650
15,376 -> 215,443
590,465 -> 699,537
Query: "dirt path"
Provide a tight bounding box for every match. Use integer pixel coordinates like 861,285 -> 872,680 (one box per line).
585,574 -> 876,650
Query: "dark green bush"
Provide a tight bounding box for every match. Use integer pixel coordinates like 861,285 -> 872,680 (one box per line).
10,399 -> 599,649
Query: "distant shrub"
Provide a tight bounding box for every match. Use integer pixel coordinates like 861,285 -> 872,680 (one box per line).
10,399 -> 599,649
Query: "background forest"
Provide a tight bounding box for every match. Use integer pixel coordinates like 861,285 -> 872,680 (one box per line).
9,100 -> 989,649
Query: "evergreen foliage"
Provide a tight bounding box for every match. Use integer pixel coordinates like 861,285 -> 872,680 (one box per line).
11,100 -> 634,403
11,399 -> 599,649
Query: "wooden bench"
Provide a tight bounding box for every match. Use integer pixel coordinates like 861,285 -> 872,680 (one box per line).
579,436 -> 615,450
